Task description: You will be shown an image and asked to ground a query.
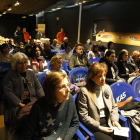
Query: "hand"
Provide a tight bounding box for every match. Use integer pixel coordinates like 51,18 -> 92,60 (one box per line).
129,72 -> 137,77
102,127 -> 113,134
18,103 -> 25,108
113,121 -> 121,130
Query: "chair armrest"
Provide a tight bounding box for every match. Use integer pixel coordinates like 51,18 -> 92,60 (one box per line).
76,129 -> 86,140
131,97 -> 140,103
79,122 -> 95,140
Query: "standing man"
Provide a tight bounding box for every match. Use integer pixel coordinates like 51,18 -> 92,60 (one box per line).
57,28 -> 65,44
14,26 -> 24,45
31,27 -> 42,39
23,28 -> 30,44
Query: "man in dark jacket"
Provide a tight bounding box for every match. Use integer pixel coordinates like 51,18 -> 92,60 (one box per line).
31,27 -> 42,39
83,39 -> 92,53
14,26 -> 24,45
61,37 -> 72,50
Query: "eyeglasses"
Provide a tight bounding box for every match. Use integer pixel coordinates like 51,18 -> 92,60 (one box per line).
18,61 -> 27,65
56,83 -> 71,90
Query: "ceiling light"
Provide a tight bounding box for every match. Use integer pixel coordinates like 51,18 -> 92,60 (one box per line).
22,16 -> 26,18
7,8 -> 12,11
14,1 -> 20,6
29,14 -> 33,16
0,14 -> 2,16
38,11 -> 44,14
2,11 -> 6,14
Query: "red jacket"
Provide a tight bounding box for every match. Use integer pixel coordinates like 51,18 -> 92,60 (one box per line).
23,31 -> 30,43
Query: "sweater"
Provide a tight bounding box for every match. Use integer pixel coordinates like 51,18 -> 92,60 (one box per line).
20,94 -> 79,140
69,53 -> 91,70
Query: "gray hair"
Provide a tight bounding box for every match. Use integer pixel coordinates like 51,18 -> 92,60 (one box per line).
11,52 -> 28,70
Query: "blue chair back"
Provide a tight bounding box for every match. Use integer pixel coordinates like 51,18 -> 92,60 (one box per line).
0,62 -> 12,71
37,71 -> 46,86
132,77 -> 140,98
110,82 -> 137,103
69,68 -> 88,86
86,53 -> 88,56
60,49 -> 65,53
51,50 -> 59,54
47,61 -> 70,74
89,57 -> 100,64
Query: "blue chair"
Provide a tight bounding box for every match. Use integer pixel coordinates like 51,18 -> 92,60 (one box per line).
110,82 -> 140,140
75,129 -> 87,140
89,57 -> 100,64
68,68 -> 88,87
132,77 -> 140,98
51,50 -> 59,54
86,53 -> 88,56
60,49 -> 65,53
47,61 -> 70,74
0,62 -> 12,71
37,71 -> 46,86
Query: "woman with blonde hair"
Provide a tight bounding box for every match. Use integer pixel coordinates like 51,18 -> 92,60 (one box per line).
20,72 -> 79,140
77,63 -> 127,140
46,55 -> 67,75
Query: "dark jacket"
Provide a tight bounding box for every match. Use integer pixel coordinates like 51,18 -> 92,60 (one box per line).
14,30 -> 24,44
129,57 -> 140,70
115,61 -> 135,80
31,31 -> 41,39
13,47 -> 25,54
83,43 -> 92,53
43,50 -> 56,61
98,45 -> 107,52
99,58 -> 125,85
61,42 -> 72,50
69,53 -> 91,70
3,69 -> 45,122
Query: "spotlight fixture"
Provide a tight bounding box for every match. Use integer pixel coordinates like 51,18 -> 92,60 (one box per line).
74,0 -> 89,5
51,7 -> 61,11
38,11 -> 44,14
0,14 -> 2,16
22,16 -> 26,18
29,14 -> 33,16
14,1 -> 20,6
2,11 -> 6,14
7,8 -> 12,11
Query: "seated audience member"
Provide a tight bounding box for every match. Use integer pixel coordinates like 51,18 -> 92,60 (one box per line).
46,55 -> 67,75
104,41 -> 114,55
59,45 -> 72,66
88,44 -> 101,59
100,50 -> 125,85
116,49 -> 139,84
129,50 -> 140,70
69,44 -> 91,70
0,43 -> 13,63
83,39 -> 92,53
35,39 -> 41,47
8,38 -> 16,50
13,42 -> 25,54
20,72 -> 79,140
51,39 -> 61,52
29,45 -> 48,73
25,39 -> 35,49
3,52 -> 44,139
77,63 -> 127,140
25,45 -> 32,59
72,41 -> 81,54
97,40 -> 107,54
61,37 -> 72,50
43,42 -> 56,61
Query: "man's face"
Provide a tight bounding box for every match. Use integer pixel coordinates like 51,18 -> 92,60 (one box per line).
98,41 -> 103,47
23,28 -> 26,32
76,46 -> 84,55
35,28 -> 38,31
30,40 -> 34,45
87,39 -> 91,44
64,38 -> 68,43
44,44 -> 50,51
61,28 -> 63,32
17,26 -> 21,31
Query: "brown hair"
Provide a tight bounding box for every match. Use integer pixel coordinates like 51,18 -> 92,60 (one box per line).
85,63 -> 108,102
43,72 -> 70,105
50,55 -> 62,68
131,50 -> 140,59
117,49 -> 128,62
91,44 -> 98,52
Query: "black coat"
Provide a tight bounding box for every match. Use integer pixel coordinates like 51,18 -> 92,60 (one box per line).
61,42 -> 71,50
31,31 -> 41,39
14,30 -> 24,44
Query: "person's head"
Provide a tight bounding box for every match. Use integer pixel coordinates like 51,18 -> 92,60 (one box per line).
19,42 -> 24,49
0,43 -> 9,54
30,39 -> 34,46
86,39 -> 91,44
32,45 -> 43,57
75,44 -> 84,56
25,45 -> 32,54
92,44 -> 98,52
65,45 -> 71,54
35,27 -> 38,31
63,37 -> 68,43
9,38 -> 14,45
17,26 -> 21,31
23,28 -> 26,32
98,40 -> 103,47
35,39 -> 41,46
105,50 -> 116,63
108,41 -> 113,50
11,52 -> 28,73
50,55 -> 62,70
61,28 -> 63,32
53,39 -> 57,45
131,50 -> 140,63
43,72 -> 70,105
44,42 -> 51,51
117,49 -> 128,62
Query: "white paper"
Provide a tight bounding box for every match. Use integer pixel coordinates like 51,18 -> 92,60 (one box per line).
111,127 -> 129,137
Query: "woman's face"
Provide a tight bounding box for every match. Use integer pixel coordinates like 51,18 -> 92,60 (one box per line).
122,52 -> 128,61
16,59 -> 27,73
35,47 -> 41,57
134,53 -> 140,62
106,53 -> 115,63
92,72 -> 106,86
53,59 -> 62,71
27,48 -> 31,53
55,77 -> 70,103
94,47 -> 98,51
110,43 -> 113,49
